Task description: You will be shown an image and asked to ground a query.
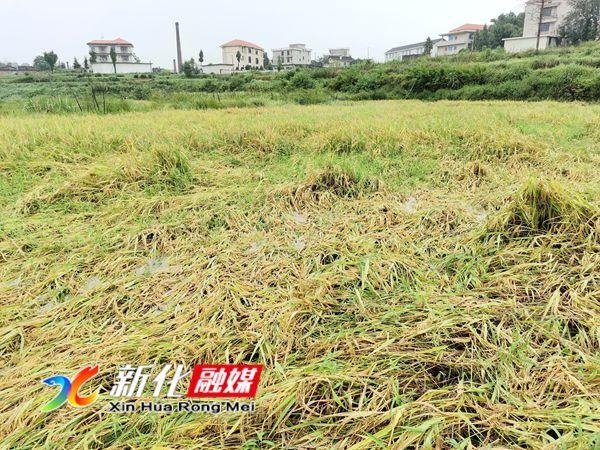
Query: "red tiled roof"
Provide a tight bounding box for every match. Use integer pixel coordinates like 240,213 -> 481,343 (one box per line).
87,38 -> 132,46
220,39 -> 263,50
448,24 -> 485,33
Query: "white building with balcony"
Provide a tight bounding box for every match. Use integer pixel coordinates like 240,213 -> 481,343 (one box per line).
504,0 -> 571,53
434,24 -> 485,56
87,38 -> 152,74
272,44 -> 312,69
221,39 -> 264,71
385,39 -> 443,62
323,49 -> 354,67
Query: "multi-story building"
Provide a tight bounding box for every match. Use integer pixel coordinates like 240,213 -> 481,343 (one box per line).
323,48 -> 354,67
385,39 -> 443,62
87,38 -> 152,74
504,0 -> 571,52
0,64 -> 18,75
272,44 -> 312,69
434,24 -> 485,56
221,39 -> 264,70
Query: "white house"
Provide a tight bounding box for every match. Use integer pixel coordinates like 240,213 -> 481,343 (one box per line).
323,49 -> 354,67
272,44 -> 312,69
0,64 -> 18,75
434,24 -> 485,56
87,38 -> 152,74
221,39 -> 264,71
202,63 -> 234,75
504,0 -> 571,53
385,39 -> 443,62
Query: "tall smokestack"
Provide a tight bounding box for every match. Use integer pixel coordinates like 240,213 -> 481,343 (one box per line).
175,22 -> 183,73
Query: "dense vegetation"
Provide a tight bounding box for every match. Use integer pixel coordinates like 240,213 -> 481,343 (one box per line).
1,100 -> 598,448
1,42 -> 600,115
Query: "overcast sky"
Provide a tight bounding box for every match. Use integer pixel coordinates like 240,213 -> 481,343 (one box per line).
1,0 -> 524,67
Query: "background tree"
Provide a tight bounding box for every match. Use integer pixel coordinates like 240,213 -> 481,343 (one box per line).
43,51 -> 58,72
89,50 -> 97,64
560,0 -> 600,44
109,47 -> 117,73
182,60 -> 193,77
423,37 -> 434,56
473,12 -> 525,50
277,56 -> 283,71
473,25 -> 493,50
182,58 -> 199,77
83,57 -> 89,70
73,58 -> 81,70
263,53 -> 271,69
33,55 -> 51,71
198,50 -> 204,67
235,50 -> 242,70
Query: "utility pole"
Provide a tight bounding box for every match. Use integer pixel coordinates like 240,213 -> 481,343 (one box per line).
536,0 -> 546,52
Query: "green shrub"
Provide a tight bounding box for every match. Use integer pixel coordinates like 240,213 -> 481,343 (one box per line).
292,89 -> 329,105
401,63 -> 490,91
290,71 -> 316,89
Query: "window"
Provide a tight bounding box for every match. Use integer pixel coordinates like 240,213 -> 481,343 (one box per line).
539,22 -> 550,33
122,55 -> 129,61
120,46 -> 129,52
448,45 -> 456,52
248,56 -> 251,63
256,58 -> 259,64
542,7 -> 555,17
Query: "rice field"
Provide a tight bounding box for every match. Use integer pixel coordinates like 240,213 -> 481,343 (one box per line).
0,100 -> 599,449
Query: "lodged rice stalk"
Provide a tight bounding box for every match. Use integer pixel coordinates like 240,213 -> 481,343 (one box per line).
0,100 -> 598,449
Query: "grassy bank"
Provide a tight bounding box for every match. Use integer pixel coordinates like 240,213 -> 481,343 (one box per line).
0,100 -> 599,448
1,42 -> 599,115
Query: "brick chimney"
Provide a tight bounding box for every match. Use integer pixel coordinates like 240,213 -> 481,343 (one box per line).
175,22 -> 183,73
